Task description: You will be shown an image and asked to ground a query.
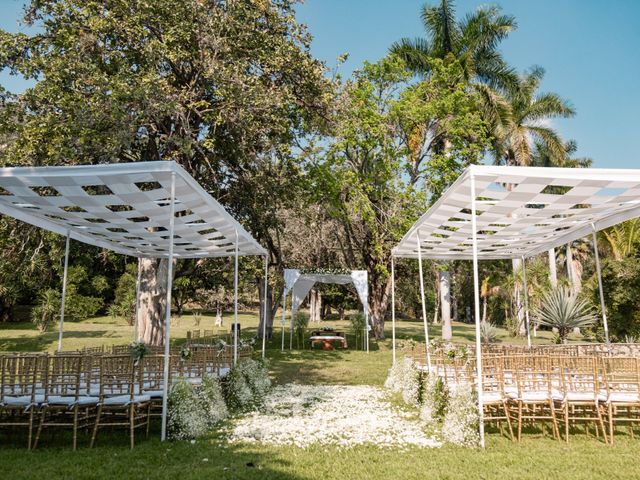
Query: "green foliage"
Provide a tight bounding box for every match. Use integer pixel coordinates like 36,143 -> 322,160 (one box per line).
420,374 -> 448,427
534,288 -> 597,343
293,312 -> 309,349
30,289 -> 59,332
223,358 -> 271,412
479,322 -> 500,344
108,264 -> 137,325
586,256 -> 640,339
130,341 -> 150,361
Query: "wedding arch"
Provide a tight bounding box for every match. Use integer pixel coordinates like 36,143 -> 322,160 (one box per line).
280,269 -> 370,351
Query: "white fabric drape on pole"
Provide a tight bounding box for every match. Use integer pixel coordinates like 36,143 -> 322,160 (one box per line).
57,230 -> 71,353
133,259 -> 142,342
233,229 -> 239,365
160,172 -> 176,442
391,256 -> 396,364
591,226 -> 610,344
416,234 -> 431,369
470,173 -> 486,449
521,256 -> 532,348
261,255 -> 268,358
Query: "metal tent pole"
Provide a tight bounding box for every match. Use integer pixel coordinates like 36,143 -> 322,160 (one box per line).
261,254 -> 268,358
281,289 -> 287,352
391,256 -> 396,365
233,229 -> 239,365
160,171 -> 176,442
521,255 -> 532,349
57,230 -> 71,353
416,233 -> 431,369
133,259 -> 142,342
470,171 -> 485,449
591,225 -> 610,344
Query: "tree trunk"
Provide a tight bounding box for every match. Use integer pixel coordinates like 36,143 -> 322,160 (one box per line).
548,248 -> 557,287
257,280 -> 274,340
512,258 -> 526,336
309,289 -> 322,323
439,269 -> 452,341
136,257 -> 172,346
368,266 -> 392,340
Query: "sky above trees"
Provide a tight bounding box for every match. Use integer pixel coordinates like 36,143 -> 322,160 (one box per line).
296,0 -> 640,169
0,0 -> 638,168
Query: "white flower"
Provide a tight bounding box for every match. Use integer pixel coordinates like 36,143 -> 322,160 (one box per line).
227,384 -> 441,449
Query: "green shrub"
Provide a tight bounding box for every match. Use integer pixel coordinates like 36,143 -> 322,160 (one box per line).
420,374 -> 448,427
197,374 -> 228,427
223,358 -> 271,412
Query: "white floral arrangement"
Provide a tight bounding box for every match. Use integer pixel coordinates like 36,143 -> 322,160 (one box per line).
384,357 -> 421,406
441,384 -> 480,448
420,374 -> 448,428
223,358 -> 271,412
168,374 -> 229,440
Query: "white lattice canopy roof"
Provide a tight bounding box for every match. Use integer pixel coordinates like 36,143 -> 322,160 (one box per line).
393,165 -> 640,260
0,161 -> 266,258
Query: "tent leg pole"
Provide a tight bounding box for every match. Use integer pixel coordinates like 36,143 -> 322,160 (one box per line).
416,234 -> 431,370
161,171 -> 176,442
281,291 -> 287,352
233,229 -> 239,365
521,255 -> 532,349
591,225 -> 610,344
261,254 -> 268,358
133,259 -> 142,342
365,310 -> 369,353
391,256 -> 396,365
57,230 -> 71,353
470,171 -> 485,449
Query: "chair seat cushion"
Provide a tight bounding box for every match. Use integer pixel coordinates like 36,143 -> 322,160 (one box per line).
509,391 -> 559,402
607,392 -> 640,404
564,392 -> 607,403
142,389 -> 165,398
102,394 -> 150,406
3,394 -> 45,407
48,395 -> 99,406
481,392 -> 505,404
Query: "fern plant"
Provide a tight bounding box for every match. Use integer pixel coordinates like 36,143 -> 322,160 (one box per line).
534,288 -> 596,344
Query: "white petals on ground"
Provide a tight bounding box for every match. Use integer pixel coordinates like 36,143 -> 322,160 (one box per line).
227,384 -> 441,449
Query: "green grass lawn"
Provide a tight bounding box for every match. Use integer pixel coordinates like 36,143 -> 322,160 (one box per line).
1,311 -> 631,480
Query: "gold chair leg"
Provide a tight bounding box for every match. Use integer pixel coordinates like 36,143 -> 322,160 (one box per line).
90,405 -> 102,449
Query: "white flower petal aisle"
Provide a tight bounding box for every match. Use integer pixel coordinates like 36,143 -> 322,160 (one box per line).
227,384 -> 442,449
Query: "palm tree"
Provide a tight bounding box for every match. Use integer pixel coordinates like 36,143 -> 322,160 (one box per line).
390,0 -> 517,89
492,67 -> 575,167
601,219 -> 640,261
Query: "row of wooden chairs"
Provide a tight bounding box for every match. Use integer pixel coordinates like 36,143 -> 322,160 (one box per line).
420,354 -> 640,444
0,347 -> 236,450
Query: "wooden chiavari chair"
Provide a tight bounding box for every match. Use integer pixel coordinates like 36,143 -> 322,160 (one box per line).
34,355 -> 99,450
553,356 -> 607,443
90,355 -> 150,449
0,354 -> 44,449
480,356 -> 514,440
602,356 -> 640,444
509,355 -> 560,441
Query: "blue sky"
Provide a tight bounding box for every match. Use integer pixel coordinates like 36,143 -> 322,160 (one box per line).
1,1 -> 638,168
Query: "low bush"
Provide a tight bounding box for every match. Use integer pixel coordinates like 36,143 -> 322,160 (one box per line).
441,384 -> 480,447
223,358 -> 271,412
384,357 -> 421,406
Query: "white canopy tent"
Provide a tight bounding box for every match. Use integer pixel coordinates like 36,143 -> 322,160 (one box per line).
0,160 -> 268,441
391,165 -> 640,448
280,269 -> 370,351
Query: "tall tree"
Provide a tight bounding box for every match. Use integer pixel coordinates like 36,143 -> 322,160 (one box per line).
309,56 -> 489,338
0,0 -> 330,344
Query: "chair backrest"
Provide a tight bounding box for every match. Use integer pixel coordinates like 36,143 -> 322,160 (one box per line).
98,355 -> 135,399
602,357 -> 640,396
46,355 -> 82,400
0,354 -> 42,402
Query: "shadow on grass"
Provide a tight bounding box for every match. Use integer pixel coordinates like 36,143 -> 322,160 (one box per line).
0,424 -> 302,480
